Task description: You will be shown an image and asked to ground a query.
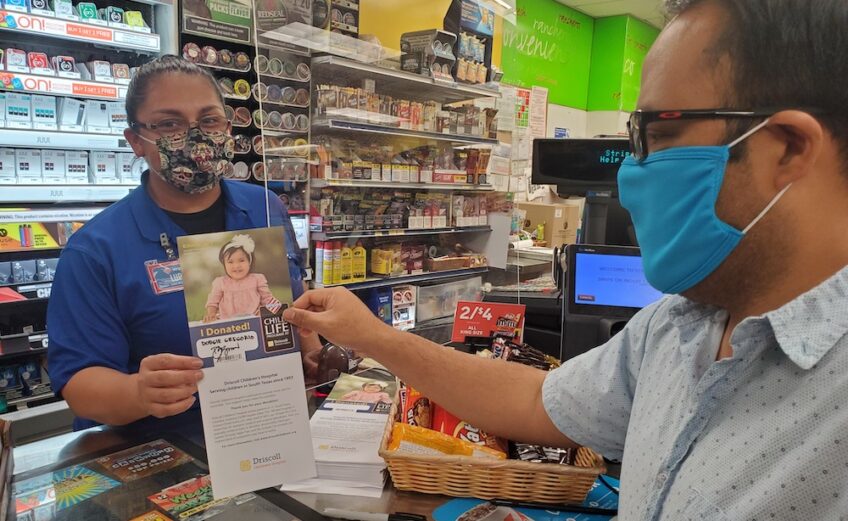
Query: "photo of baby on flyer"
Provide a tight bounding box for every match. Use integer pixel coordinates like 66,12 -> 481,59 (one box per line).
178,227 -> 297,367
204,234 -> 283,323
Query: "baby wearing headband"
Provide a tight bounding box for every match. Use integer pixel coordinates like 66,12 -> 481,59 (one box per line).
203,234 -> 282,323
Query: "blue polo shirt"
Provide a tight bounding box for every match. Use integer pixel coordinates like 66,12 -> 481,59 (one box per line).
47,174 -> 304,432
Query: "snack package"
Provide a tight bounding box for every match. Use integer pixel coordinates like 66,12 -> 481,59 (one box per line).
431,404 -> 507,456
401,386 -> 432,428
388,423 -> 505,460
491,337 -> 560,371
511,443 -> 576,466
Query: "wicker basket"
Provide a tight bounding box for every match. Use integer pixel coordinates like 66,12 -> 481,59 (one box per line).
378,400 -> 606,503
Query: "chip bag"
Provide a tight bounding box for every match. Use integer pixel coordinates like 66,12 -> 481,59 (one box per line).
431,404 -> 508,457
388,424 -> 506,460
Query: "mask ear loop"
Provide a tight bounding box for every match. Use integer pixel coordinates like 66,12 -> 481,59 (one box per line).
742,183 -> 792,234
728,118 -> 770,148
726,117 -> 791,234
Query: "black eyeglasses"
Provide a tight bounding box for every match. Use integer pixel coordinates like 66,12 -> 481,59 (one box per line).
131,115 -> 229,138
627,108 -> 811,161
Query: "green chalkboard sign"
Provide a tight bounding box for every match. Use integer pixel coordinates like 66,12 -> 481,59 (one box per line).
501,0 -> 594,109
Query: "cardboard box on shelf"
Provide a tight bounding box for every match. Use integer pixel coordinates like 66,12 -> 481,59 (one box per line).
15,149 -> 42,183
88,151 -> 118,184
0,149 -> 16,184
517,201 -> 581,249
66,151 -> 89,184
41,150 -> 67,184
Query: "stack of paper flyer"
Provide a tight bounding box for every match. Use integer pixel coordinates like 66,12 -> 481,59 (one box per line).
281,374 -> 397,498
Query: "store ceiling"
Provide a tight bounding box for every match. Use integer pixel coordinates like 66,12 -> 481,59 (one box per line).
557,0 -> 667,28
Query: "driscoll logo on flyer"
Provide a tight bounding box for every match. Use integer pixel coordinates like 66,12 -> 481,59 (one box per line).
240,453 -> 283,472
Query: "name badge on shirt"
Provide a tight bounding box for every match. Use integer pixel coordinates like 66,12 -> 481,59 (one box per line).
145,259 -> 184,295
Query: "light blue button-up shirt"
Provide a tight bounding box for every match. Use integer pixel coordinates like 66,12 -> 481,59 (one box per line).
543,266 -> 848,520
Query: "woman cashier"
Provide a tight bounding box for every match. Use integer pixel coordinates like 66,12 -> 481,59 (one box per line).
46,56 -> 321,431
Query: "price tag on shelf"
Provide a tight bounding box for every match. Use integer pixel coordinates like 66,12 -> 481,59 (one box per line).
450,301 -> 526,344
112,29 -> 159,49
30,9 -> 54,16
86,126 -> 113,134
57,71 -> 81,79
32,123 -> 58,131
6,121 -> 33,130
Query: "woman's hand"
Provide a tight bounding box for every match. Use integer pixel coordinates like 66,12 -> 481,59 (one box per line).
137,354 -> 204,419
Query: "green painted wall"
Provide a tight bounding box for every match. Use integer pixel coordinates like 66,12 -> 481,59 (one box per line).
586,16 -> 627,111
621,17 -> 660,111
587,15 -> 660,111
501,0 -> 595,109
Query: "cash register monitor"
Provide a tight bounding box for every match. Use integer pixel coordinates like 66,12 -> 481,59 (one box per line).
561,244 -> 664,360
568,244 -> 663,318
532,138 -> 637,246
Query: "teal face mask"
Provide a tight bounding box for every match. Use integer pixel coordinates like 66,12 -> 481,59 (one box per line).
618,119 -> 791,294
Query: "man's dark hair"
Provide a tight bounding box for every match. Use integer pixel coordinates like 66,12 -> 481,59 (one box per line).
665,0 -> 848,161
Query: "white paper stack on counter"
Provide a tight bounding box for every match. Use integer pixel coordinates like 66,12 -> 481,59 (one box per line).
281,374 -> 397,498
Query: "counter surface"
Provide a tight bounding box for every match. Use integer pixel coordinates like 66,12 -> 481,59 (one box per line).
11,409 -> 450,520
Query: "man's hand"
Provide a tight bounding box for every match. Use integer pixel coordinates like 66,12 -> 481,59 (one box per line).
137,354 -> 204,419
283,288 -> 391,355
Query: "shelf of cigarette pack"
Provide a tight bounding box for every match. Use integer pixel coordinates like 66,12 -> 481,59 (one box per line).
311,56 -> 500,104
311,178 -> 495,191
330,21 -> 358,34
0,184 -> 137,203
317,267 -> 488,291
196,62 -> 251,74
312,118 -> 498,145
0,281 -> 52,297
0,72 -> 127,100
261,128 -> 309,136
334,0 -> 359,10
0,207 -> 103,223
0,11 -> 160,52
313,225 -> 491,241
0,129 -> 131,152
7,392 -> 55,408
0,346 -> 47,363
258,73 -> 310,84
256,99 -> 309,109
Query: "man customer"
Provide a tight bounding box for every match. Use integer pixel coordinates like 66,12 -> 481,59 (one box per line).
284,1 -> 848,518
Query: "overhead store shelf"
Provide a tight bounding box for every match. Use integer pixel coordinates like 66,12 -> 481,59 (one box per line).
0,12 -> 160,52
0,129 -> 132,152
312,118 -> 498,145
311,56 -> 499,104
0,72 -> 127,100
311,178 -> 494,191
318,267 -> 489,291
312,225 -> 492,242
0,185 -> 136,203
